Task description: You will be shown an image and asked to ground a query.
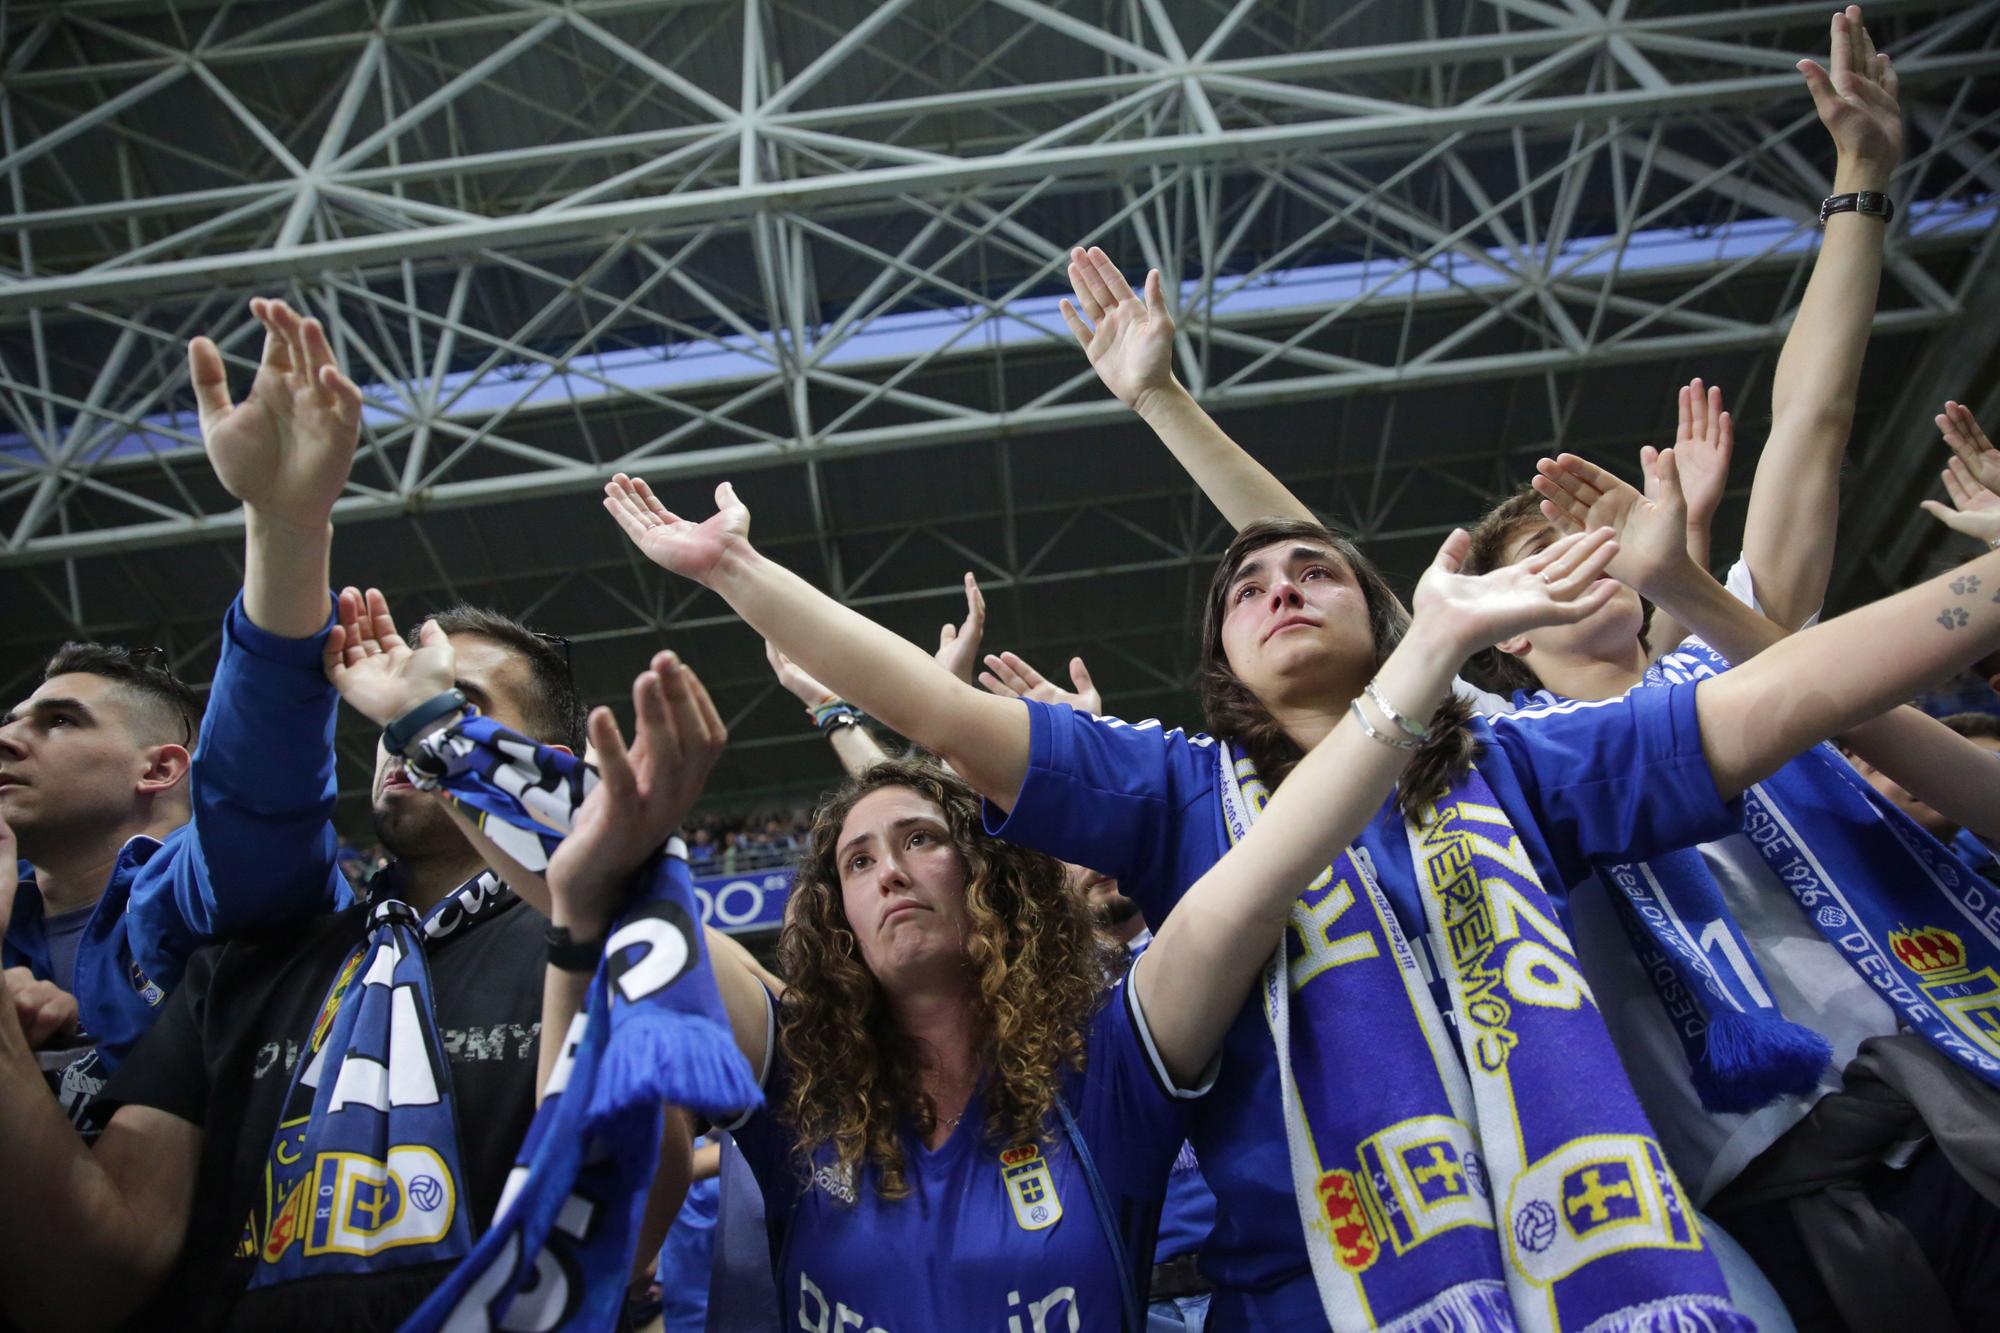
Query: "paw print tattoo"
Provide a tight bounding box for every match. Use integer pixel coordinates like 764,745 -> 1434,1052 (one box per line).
1939,607 -> 1970,630
1953,576 -> 1982,596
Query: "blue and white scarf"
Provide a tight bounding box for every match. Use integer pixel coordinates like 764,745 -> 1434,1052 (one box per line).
1222,750 -> 1747,1333
248,871 -> 509,1287
1645,640 -> 2000,1090
1596,847 -> 1831,1113
397,713 -> 762,1332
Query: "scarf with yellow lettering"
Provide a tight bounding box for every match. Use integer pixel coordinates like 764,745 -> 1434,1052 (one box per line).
1222,748 -> 1746,1333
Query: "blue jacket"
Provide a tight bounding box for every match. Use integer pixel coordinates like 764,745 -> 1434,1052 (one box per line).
4,593 -> 351,1086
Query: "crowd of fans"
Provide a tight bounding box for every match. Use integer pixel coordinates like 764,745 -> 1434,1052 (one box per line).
5,12 -> 2000,1333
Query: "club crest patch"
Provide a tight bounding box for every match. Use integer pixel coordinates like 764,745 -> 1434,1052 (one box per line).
999,1144 -> 1062,1232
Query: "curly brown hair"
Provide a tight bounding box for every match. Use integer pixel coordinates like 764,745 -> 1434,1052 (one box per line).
775,758 -> 1121,1200
1198,517 -> 1478,818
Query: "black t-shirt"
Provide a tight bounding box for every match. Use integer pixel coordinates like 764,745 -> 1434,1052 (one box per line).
98,896 -> 547,1332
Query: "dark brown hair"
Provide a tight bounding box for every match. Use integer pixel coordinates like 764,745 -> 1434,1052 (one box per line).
1197,517 -> 1477,817
776,758 -> 1118,1200
44,643 -> 202,748
427,605 -> 581,750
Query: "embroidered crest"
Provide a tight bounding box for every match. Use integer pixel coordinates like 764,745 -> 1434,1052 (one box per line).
1890,925 -> 2000,1060
1316,1169 -> 1379,1272
999,1144 -> 1062,1231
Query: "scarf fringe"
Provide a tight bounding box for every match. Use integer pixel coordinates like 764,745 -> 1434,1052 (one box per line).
1689,1010 -> 1831,1114
1373,1279 -> 1517,1333
1575,1295 -> 1757,1333
590,1008 -> 763,1124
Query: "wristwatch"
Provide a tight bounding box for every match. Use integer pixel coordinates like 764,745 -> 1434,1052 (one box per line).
381,688 -> 469,756
1819,191 -> 1893,225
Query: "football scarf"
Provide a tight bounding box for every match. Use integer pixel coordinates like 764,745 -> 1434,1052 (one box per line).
1647,639 -> 2000,1091
1221,749 -> 1747,1333
1509,686 -> 1833,1113
247,870 -> 510,1288
397,712 -> 762,1332
1596,847 -> 1831,1113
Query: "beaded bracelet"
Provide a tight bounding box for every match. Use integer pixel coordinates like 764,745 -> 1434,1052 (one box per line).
811,699 -> 864,732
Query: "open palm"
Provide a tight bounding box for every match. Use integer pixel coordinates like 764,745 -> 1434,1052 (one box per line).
1798,7 -> 1902,171
546,653 -> 726,936
1533,450 -> 1689,594
192,297 -> 363,528
1060,246 -> 1178,412
603,474 -> 750,584
1415,527 -> 1621,654
322,587 -> 457,727
1663,378 -> 1732,531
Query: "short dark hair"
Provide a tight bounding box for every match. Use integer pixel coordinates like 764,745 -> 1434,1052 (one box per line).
1941,711 -> 2000,742
43,643 -> 202,748
427,605 -> 581,750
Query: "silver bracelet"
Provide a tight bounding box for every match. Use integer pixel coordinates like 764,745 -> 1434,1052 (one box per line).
1364,679 -> 1431,740
1350,698 -> 1421,751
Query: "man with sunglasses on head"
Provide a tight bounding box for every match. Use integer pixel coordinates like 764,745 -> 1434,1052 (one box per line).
0,300 -> 370,1131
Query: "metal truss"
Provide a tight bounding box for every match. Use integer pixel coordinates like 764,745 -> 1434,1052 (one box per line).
1,0 -> 1996,565
2,0 -> 1998,810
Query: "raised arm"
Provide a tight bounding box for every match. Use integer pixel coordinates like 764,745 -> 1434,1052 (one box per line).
1540,448 -> 2000,840
1741,5 -> 1902,628
0,822 -> 197,1331
1134,529 -> 1623,1083
129,299 -> 365,990
1699,545 -> 2000,799
194,298 -> 362,638
1063,246 -> 1314,530
603,475 -> 1031,809
766,641 -> 892,779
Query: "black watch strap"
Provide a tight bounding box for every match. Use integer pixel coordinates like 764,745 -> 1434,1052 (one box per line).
546,923 -> 606,973
381,689 -> 469,756
1819,190 -> 1893,225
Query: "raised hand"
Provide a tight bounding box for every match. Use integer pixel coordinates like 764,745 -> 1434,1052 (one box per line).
933,573 -> 987,685
978,650 -> 1102,717
1060,246 -> 1179,415
603,474 -> 749,585
1922,404 -> 2000,546
1533,449 -> 1690,598
1937,401 -> 2000,495
0,816 -> 73,1050
546,653 -> 726,937
1414,527 -> 1622,655
766,640 -> 837,709
190,297 -> 364,531
1661,378 -> 1732,537
322,587 -> 457,727
1797,5 -> 1902,176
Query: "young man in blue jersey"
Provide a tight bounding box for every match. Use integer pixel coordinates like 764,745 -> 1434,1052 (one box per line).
1,297 -> 369,1129
1521,397 -> 2000,1329
0,304 -> 693,1329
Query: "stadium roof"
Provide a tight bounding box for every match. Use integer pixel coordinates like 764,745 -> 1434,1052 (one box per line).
1,0 -> 1996,826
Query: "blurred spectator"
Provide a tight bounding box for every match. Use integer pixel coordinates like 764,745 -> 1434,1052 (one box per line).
679,805 -> 812,874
